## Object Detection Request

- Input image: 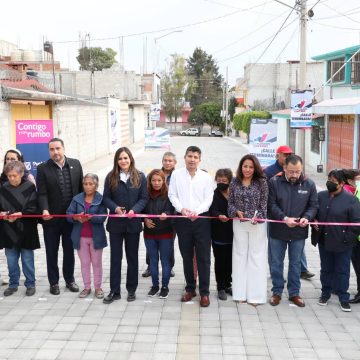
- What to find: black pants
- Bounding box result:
[352,242,360,293]
[109,232,140,294]
[146,238,175,268]
[175,217,211,296]
[212,243,232,291]
[43,220,75,286]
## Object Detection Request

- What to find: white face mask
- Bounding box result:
[356,180,360,188]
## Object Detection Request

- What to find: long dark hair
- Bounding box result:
[236,154,264,181]
[147,169,168,199]
[109,147,141,190]
[1,149,29,184]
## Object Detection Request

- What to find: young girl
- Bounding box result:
[144,169,174,299]
[67,173,107,299]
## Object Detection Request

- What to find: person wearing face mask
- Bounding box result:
[209,168,233,301]
[268,155,318,308]
[312,170,360,312]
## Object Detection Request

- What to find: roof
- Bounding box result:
[312,97,360,115]
[312,45,360,61]
[1,78,51,92]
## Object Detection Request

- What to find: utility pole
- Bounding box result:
[225,66,229,136]
[296,0,307,171]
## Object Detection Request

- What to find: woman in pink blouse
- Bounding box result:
[228,154,268,305]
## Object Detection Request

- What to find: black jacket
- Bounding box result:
[36,157,83,225]
[268,173,318,241]
[103,172,148,234]
[209,188,233,244]
[143,195,174,236]
[311,190,360,252]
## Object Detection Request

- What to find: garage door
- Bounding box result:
[327,115,354,172]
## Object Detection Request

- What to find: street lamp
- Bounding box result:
[153,30,183,73]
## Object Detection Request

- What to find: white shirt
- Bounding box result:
[120,171,130,183]
[168,167,214,214]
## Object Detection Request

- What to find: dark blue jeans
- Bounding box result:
[319,243,352,302]
[109,232,140,294]
[270,237,305,297]
[5,248,35,288]
[145,238,174,288]
[43,220,75,286]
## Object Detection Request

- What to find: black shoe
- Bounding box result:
[170,269,175,277]
[317,296,329,306]
[50,284,60,295]
[349,293,360,304]
[26,287,36,296]
[148,286,160,297]
[142,268,151,278]
[159,286,169,299]
[4,287,18,297]
[225,287,232,296]
[340,301,351,312]
[218,290,227,301]
[103,292,121,304]
[127,292,136,302]
[300,271,315,280]
[66,282,79,292]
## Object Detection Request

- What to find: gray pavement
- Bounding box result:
[0,135,359,360]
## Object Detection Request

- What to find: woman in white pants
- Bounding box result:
[228,154,268,305]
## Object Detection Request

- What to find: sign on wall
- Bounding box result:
[290,90,313,128]
[15,119,54,176]
[249,118,278,167]
[150,104,161,121]
[109,108,120,150]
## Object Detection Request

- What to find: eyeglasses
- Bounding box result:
[287,170,302,175]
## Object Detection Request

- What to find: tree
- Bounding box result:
[161,54,194,123]
[228,97,238,121]
[77,47,117,71]
[186,48,223,107]
[189,102,222,131]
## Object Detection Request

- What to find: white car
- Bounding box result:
[179,128,200,136]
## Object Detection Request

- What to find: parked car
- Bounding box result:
[179,128,200,136]
[208,130,223,137]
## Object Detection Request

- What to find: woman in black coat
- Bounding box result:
[209,168,233,301]
[0,161,40,297]
[143,169,174,299]
[312,169,360,312]
[102,147,148,304]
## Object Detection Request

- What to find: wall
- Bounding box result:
[0,101,11,157]
[323,85,360,99]
[244,62,324,109]
[132,105,146,142]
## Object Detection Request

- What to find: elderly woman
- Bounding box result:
[0,161,40,296]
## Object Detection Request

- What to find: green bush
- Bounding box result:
[233,111,271,143]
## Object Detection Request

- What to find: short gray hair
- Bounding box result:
[83,173,99,187]
[162,151,176,160]
[4,161,25,176]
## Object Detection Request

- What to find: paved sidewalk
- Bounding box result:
[0,137,359,360]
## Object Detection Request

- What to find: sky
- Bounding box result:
[1,0,360,84]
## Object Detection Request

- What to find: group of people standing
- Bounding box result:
[1,139,360,312]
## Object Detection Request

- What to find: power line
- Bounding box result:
[219,9,297,63]
[311,20,360,31]
[318,3,360,23]
[53,1,272,45]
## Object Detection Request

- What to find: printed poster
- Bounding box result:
[15,119,53,176]
[150,104,161,121]
[145,127,170,150]
[249,118,278,167]
[290,90,313,128]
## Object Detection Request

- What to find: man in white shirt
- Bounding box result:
[169,146,214,307]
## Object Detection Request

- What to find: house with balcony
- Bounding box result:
[312,45,360,171]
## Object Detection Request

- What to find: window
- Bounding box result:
[327,57,345,83]
[352,53,360,84]
[311,126,320,154]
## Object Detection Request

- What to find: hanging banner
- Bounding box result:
[150,103,161,121]
[290,90,313,128]
[15,119,54,176]
[145,127,170,150]
[109,108,120,150]
[249,118,278,167]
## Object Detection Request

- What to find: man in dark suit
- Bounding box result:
[37,138,83,295]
